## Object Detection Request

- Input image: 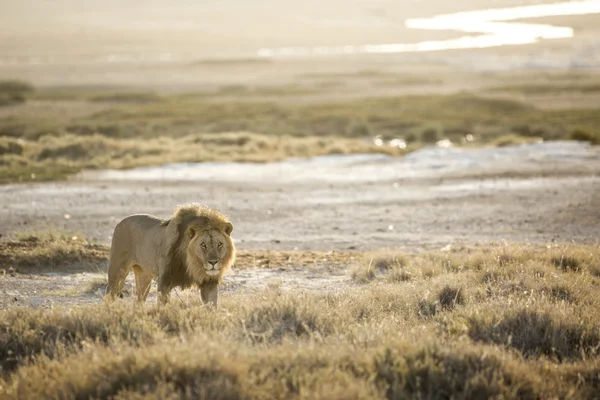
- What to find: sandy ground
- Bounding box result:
[2,142,599,250]
[1,141,599,308]
[0,249,357,309]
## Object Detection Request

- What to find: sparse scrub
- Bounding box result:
[467,307,600,362]
[0,230,107,273]
[0,80,34,106]
[570,129,600,145]
[352,253,408,283]
[351,265,376,283]
[373,254,406,271]
[491,133,542,147]
[0,138,23,156]
[9,336,592,400]
[551,255,582,272]
[385,268,412,283]
[418,299,439,318]
[421,127,439,143]
[0,304,162,374]
[89,92,162,103]
[2,83,600,183]
[85,278,108,294]
[438,285,465,310]
[404,132,418,143]
[242,297,331,344]
[489,82,600,95]
[346,119,371,137]
[0,132,410,184]
[545,285,576,303]
[0,81,34,95]
[1,237,600,398]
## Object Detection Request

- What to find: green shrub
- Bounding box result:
[569,129,599,144]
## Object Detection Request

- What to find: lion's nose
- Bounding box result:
[208,260,218,267]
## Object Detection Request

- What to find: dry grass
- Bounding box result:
[570,129,600,145]
[0,132,409,184]
[490,134,543,147]
[0,80,33,107]
[2,81,600,183]
[488,82,600,95]
[0,231,107,274]
[0,242,599,398]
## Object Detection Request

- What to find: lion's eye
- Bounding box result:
[200,243,207,249]
[218,242,223,248]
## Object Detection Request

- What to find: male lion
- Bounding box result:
[105,204,235,306]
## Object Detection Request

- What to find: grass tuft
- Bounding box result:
[467,308,600,362]
[1,240,599,398]
[0,80,34,106]
[438,286,465,310]
[551,255,581,272]
[243,298,330,344]
[569,129,600,145]
[0,230,107,273]
[490,134,542,147]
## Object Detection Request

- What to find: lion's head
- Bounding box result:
[186,221,234,279]
[167,205,236,285]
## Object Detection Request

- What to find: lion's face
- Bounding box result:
[187,224,234,278]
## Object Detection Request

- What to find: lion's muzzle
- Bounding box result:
[205,259,220,276]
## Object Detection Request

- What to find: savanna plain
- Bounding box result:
[1,26,600,399]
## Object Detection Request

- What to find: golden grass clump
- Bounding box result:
[0,242,599,398]
[0,231,108,274]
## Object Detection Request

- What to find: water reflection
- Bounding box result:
[257,0,600,57]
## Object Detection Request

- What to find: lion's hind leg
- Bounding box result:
[105,257,132,301]
[132,265,153,303]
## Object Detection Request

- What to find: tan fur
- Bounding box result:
[105,204,235,306]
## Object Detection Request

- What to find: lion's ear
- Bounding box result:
[188,227,197,238]
[224,222,233,236]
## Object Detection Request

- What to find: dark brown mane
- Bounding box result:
[161,204,234,290]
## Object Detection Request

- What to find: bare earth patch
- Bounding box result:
[0,236,359,308]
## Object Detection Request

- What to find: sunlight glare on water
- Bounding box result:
[257,0,600,57]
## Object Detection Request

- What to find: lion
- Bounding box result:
[105,204,235,306]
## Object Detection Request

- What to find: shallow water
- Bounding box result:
[80,141,596,184]
[257,0,600,57]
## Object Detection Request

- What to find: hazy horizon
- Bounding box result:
[1,0,599,61]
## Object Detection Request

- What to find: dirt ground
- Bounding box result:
[2,141,599,250]
[0,247,357,309]
[1,141,599,309]
[1,0,600,310]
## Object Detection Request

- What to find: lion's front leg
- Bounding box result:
[200,280,219,308]
[157,279,171,304]
[157,290,171,304]
[157,260,172,305]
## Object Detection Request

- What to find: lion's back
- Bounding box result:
[110,214,166,269]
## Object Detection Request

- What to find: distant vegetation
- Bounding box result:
[0,132,410,184]
[488,82,600,94]
[570,128,600,145]
[0,81,599,183]
[0,80,34,107]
